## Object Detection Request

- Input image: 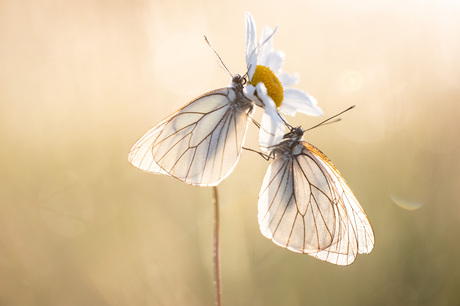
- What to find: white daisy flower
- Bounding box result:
[244,12,324,153]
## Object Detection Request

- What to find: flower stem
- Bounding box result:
[212,186,222,306]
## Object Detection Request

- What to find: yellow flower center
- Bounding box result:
[250,65,284,108]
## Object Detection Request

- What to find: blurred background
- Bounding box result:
[1,0,460,305]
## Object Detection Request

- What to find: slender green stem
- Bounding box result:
[212,186,222,306]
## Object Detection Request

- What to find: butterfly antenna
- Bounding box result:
[321,118,342,125]
[248,116,261,129]
[204,36,233,78]
[279,112,294,130]
[260,26,278,46]
[304,105,355,132]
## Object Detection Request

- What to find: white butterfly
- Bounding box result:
[258,127,375,265]
[129,75,254,186]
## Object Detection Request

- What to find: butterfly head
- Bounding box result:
[232,74,248,90]
[272,126,304,157]
[283,126,304,141]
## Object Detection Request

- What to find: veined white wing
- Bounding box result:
[129,75,254,186]
[258,128,374,265]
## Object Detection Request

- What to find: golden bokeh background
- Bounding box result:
[2,0,460,305]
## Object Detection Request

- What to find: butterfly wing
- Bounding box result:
[258,141,374,265]
[127,118,172,176]
[129,87,253,186]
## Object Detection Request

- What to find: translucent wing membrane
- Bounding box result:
[129,83,253,186]
[258,138,374,265]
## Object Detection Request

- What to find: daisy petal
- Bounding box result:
[280,89,324,116]
[256,83,285,152]
[259,104,285,152]
[244,84,256,97]
[255,82,269,101]
[245,12,257,66]
[258,26,275,64]
[265,50,285,74]
[278,72,299,87]
[244,84,263,108]
[248,58,257,80]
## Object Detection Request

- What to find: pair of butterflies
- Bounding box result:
[128,74,374,265]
